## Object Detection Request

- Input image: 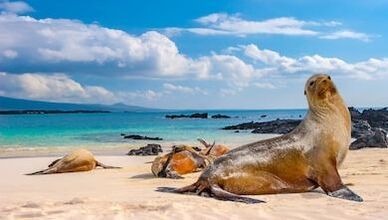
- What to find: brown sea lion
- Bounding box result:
[157,74,363,203]
[197,138,230,158]
[151,145,208,178]
[26,149,121,175]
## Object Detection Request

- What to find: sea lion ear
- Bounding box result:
[304,90,306,95]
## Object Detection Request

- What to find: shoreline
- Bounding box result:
[0,133,279,158]
[0,148,387,219]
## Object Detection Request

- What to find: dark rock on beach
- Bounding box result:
[350,128,388,150]
[359,108,388,129]
[348,107,362,120]
[127,144,163,156]
[211,114,231,119]
[123,134,163,141]
[351,119,373,138]
[166,113,208,119]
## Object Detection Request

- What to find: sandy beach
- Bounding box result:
[0,148,387,219]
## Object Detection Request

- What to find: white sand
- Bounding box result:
[0,148,387,219]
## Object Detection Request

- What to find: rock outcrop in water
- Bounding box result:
[127,144,163,156]
[211,114,231,119]
[166,113,208,119]
[122,134,163,141]
[222,119,302,134]
[223,107,388,150]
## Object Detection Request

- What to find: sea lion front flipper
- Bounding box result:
[95,161,122,169]
[311,159,363,202]
[157,146,183,179]
[328,185,363,202]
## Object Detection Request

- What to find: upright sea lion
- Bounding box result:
[26,149,121,175]
[157,74,363,203]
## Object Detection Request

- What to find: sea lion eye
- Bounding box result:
[328,76,331,80]
[309,81,315,86]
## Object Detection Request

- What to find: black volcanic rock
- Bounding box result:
[348,107,362,120]
[123,134,163,141]
[350,128,388,150]
[359,108,388,129]
[222,121,259,130]
[166,113,208,119]
[211,114,231,119]
[127,144,163,156]
[223,119,302,134]
[351,119,373,138]
[252,119,302,134]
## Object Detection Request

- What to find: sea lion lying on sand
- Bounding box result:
[197,138,230,159]
[151,145,209,178]
[26,149,121,175]
[157,74,363,204]
[152,140,230,178]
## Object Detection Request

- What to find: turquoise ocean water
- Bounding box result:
[0,110,306,153]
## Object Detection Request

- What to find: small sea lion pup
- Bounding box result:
[151,145,208,179]
[158,74,363,203]
[197,138,230,158]
[152,140,230,178]
[26,149,121,175]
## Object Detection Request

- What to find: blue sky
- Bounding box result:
[0,0,387,109]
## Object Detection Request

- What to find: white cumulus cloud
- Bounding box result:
[0,0,33,14]
[243,44,388,80]
[0,72,117,104]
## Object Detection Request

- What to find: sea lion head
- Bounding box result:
[304,73,339,108]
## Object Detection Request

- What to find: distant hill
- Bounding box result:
[0,96,160,112]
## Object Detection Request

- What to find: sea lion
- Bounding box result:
[157,74,363,203]
[151,145,208,179]
[26,149,121,175]
[197,138,230,158]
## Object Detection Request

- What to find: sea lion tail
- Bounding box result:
[95,161,122,169]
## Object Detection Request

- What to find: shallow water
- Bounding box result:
[0,109,306,153]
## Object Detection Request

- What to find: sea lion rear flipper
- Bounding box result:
[48,158,61,167]
[197,138,209,148]
[208,184,265,204]
[95,161,122,169]
[157,182,264,204]
[25,167,58,175]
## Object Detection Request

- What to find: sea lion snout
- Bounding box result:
[305,74,337,102]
